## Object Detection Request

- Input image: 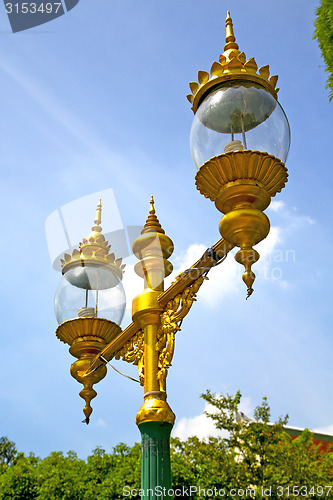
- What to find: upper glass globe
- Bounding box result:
[55,265,126,325]
[190,81,290,169]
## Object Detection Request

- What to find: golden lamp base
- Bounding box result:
[195,150,288,297]
[136,398,175,426]
[56,317,121,423]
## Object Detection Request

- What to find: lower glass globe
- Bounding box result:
[54,265,126,325]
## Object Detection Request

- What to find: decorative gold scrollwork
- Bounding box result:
[115,330,144,385]
[157,275,206,392]
[115,276,206,390]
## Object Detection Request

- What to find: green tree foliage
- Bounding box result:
[171,436,232,492]
[36,451,86,500]
[0,437,22,470]
[0,394,332,498]
[314,0,333,100]
[83,443,141,499]
[201,390,333,498]
[0,455,38,500]
[0,439,141,500]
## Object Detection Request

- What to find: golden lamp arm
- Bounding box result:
[84,237,234,376]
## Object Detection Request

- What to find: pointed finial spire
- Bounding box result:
[149,195,155,215]
[141,195,165,234]
[92,198,102,233]
[224,11,239,53]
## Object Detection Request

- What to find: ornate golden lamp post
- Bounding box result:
[54,11,290,498]
[188,12,290,297]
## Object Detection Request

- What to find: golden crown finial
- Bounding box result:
[60,198,125,278]
[142,195,165,234]
[187,11,279,112]
[224,11,239,53]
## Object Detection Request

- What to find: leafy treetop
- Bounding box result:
[314,0,333,101]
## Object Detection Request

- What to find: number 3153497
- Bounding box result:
[5,3,62,14]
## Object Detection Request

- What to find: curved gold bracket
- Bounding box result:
[157,275,206,392]
[115,330,145,386]
[115,276,206,392]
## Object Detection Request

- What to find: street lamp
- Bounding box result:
[188,11,290,297]
[55,199,126,423]
[54,11,289,498]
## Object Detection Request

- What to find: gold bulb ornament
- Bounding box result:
[188,12,289,297]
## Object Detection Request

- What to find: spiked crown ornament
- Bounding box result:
[61,198,125,279]
[187,11,279,112]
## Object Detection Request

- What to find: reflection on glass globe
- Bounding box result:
[54,265,126,325]
[190,81,291,169]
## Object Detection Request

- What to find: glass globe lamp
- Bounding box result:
[55,264,126,325]
[190,81,291,169]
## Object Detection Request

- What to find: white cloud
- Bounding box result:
[171,243,207,273]
[122,242,241,312]
[95,418,107,428]
[165,226,286,307]
[254,227,290,288]
[167,244,241,308]
[173,402,228,441]
[268,200,285,212]
[256,226,282,260]
[122,226,288,312]
[173,397,253,441]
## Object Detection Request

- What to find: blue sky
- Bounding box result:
[1,0,332,459]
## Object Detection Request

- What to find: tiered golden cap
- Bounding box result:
[187,11,279,113]
[141,196,165,235]
[132,196,174,283]
[61,199,125,279]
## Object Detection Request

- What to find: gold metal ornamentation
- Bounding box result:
[195,151,288,203]
[187,12,279,113]
[56,317,121,346]
[85,237,235,372]
[136,398,175,426]
[61,199,125,278]
[115,330,145,386]
[132,196,174,290]
[196,150,288,297]
[56,317,122,423]
[157,276,206,392]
